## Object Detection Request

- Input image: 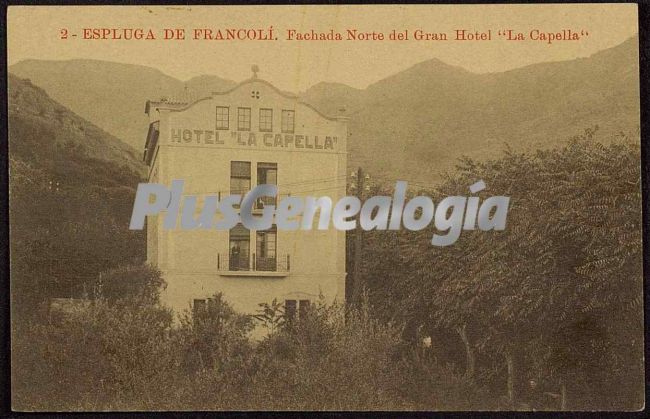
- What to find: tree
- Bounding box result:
[361,129,643,409]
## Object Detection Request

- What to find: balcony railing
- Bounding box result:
[217,252,290,273]
[255,195,277,210]
[227,190,292,210]
[228,190,279,209]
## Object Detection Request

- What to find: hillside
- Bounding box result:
[299,82,366,117]
[8,74,145,175]
[184,74,238,98]
[8,59,236,151]
[9,35,640,183]
[9,74,146,302]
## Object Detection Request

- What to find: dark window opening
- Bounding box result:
[256,225,277,271]
[299,300,311,318]
[285,299,310,322]
[256,162,277,208]
[193,299,206,316]
[229,224,250,271]
[285,299,297,322]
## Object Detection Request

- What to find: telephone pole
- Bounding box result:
[351,167,365,305]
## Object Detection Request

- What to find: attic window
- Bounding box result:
[281,110,295,133]
[259,108,273,132]
[216,106,229,130]
[238,107,251,131]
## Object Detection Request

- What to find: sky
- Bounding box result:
[8,4,639,92]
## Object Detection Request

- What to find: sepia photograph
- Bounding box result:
[6,4,645,412]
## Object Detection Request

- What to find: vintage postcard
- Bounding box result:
[7,4,643,411]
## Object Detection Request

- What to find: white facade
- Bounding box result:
[143,74,348,319]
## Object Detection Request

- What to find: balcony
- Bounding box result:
[256,195,277,210]
[217,252,290,277]
[227,191,277,209]
[227,191,289,211]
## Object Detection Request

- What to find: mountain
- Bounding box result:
[299,82,366,117]
[8,59,236,151]
[184,74,238,97]
[8,74,144,174]
[310,35,640,183]
[9,36,640,183]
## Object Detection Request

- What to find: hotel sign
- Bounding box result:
[170,129,338,150]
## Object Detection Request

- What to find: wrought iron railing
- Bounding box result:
[227,190,280,210]
[255,195,277,210]
[226,251,250,271]
[217,253,290,273]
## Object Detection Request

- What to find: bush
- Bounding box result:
[395,354,498,410]
[12,301,180,411]
[175,292,254,375]
[12,290,496,411]
[92,263,165,306]
[229,299,416,410]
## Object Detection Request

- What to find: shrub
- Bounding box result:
[175,292,254,375]
[234,299,415,410]
[12,301,180,411]
[92,263,165,306]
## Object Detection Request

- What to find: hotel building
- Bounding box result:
[142,68,348,320]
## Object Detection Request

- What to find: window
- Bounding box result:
[299,300,311,318]
[206,298,217,310]
[285,299,310,322]
[281,110,295,133]
[193,299,206,316]
[259,108,273,132]
[256,162,277,208]
[238,107,251,131]
[256,225,277,271]
[229,224,250,271]
[230,161,251,197]
[285,300,297,322]
[216,106,229,130]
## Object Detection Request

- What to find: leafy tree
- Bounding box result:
[359,129,643,409]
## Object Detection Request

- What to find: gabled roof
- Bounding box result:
[145,78,348,122]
